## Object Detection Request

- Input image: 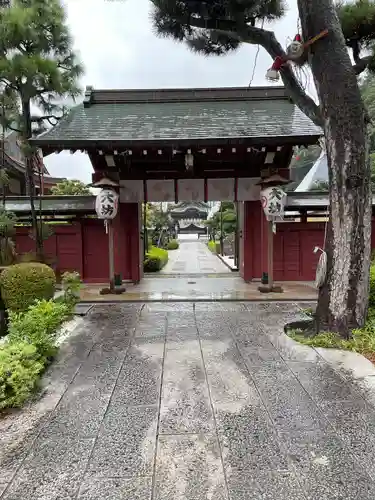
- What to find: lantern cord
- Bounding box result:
[249,43,261,86]
[249,19,264,86]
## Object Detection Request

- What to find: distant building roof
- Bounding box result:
[32,86,322,149]
[295,151,328,192]
[1,130,50,175]
[170,201,209,214]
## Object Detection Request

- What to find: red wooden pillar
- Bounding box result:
[240,201,253,281]
[112,202,141,283]
[240,200,270,282]
[260,205,270,280]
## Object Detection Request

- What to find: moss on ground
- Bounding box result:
[289,308,375,364]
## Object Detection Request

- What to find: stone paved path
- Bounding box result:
[1,302,375,499]
[161,239,230,274]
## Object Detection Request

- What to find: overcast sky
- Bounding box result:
[45,0,313,182]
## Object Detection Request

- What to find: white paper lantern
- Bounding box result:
[260,186,287,220]
[95,188,119,220]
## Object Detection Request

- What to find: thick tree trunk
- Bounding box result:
[297,0,371,337]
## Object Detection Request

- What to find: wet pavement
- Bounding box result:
[80,278,317,302]
[1,302,375,500]
[161,239,230,274]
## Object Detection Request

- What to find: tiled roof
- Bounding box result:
[33,86,322,147]
[2,131,50,175]
[295,152,328,192]
[171,201,209,213]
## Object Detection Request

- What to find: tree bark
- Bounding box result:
[22,100,43,257]
[297,0,371,337]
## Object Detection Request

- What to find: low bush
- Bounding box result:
[0,296,75,410]
[61,271,82,305]
[167,239,179,250]
[144,246,168,272]
[0,341,44,409]
[208,240,219,253]
[0,262,56,312]
[8,299,70,363]
[144,256,162,272]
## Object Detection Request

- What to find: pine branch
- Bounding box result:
[171,14,323,127]
[0,79,18,92]
[4,124,22,133]
[353,55,373,75]
[31,114,61,122]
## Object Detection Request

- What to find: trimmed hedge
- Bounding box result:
[144,246,169,272]
[0,262,56,312]
[167,239,179,250]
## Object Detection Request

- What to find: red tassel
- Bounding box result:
[265,56,285,81]
[272,56,284,70]
[294,33,302,42]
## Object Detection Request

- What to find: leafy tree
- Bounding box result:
[142,202,157,228]
[141,202,156,253]
[207,202,237,239]
[0,0,82,256]
[220,201,235,212]
[290,145,322,170]
[50,179,91,196]
[150,0,374,337]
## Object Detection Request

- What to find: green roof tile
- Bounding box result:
[33,87,322,147]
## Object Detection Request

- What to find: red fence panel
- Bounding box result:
[15,223,83,278]
[274,223,325,281]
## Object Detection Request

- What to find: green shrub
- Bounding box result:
[144,256,162,272]
[144,246,168,272]
[167,239,179,250]
[8,299,70,363]
[61,271,81,305]
[0,262,56,312]
[0,341,44,409]
[0,298,73,410]
[208,240,219,253]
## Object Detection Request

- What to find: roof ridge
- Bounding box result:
[83,85,289,107]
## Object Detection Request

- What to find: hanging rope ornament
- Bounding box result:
[314,210,328,288]
[287,34,304,60]
[265,56,284,81]
[265,29,328,82]
[315,249,327,288]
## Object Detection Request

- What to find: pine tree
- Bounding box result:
[0,0,82,256]
[150,0,375,338]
